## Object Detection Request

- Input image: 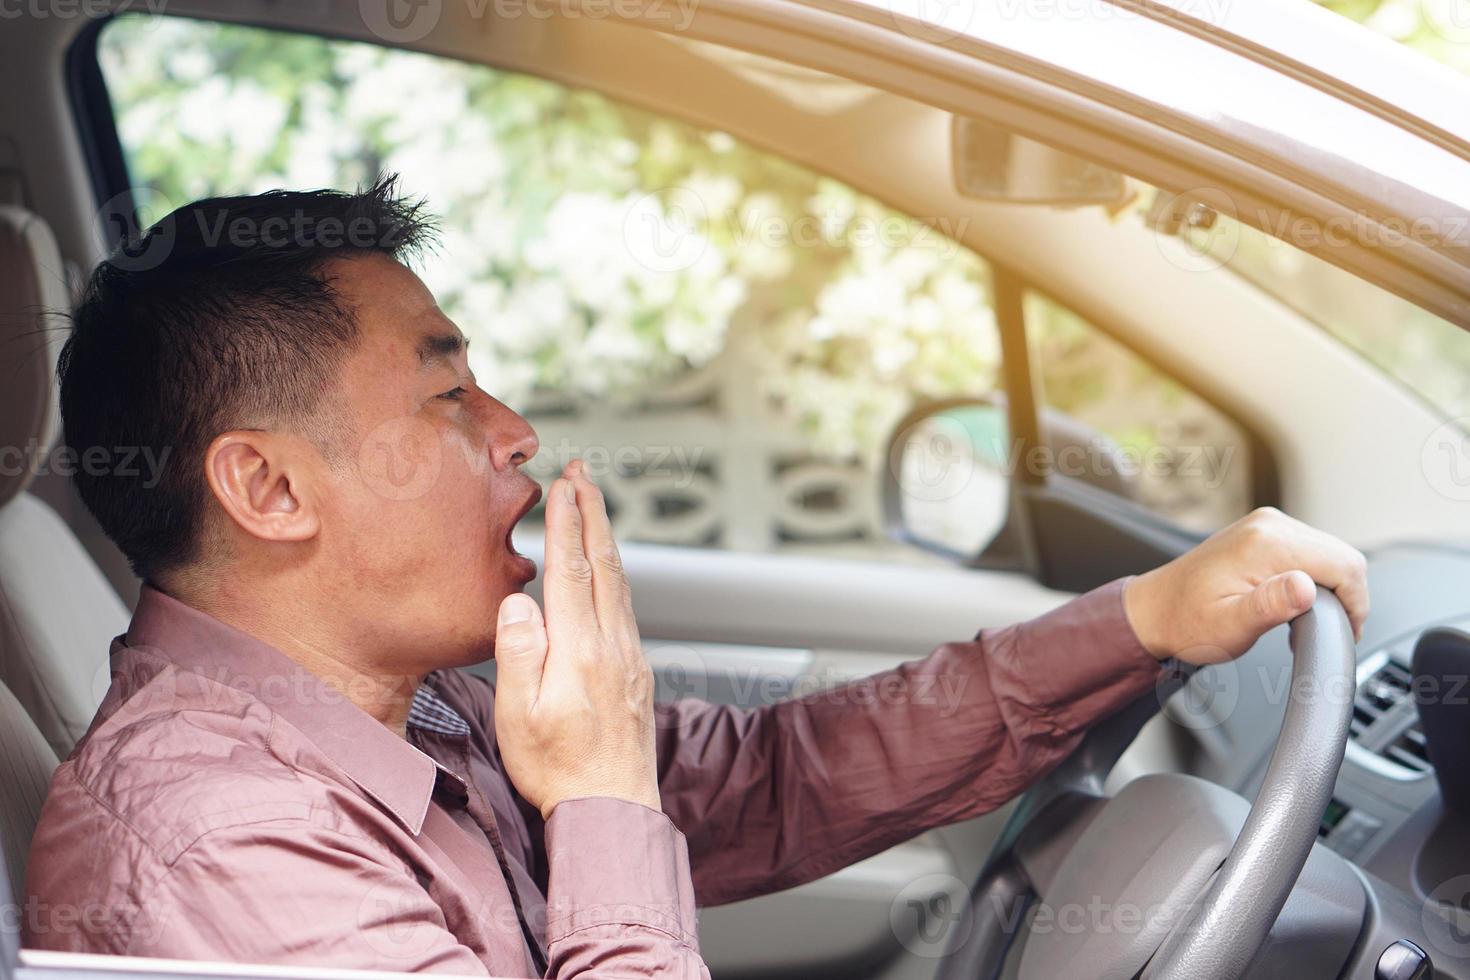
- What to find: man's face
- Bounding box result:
[313,253,541,669]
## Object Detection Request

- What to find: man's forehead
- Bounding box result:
[330,254,464,365]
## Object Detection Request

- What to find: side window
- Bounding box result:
[98,17,1004,563]
[1026,292,1255,532]
[97,17,1255,562]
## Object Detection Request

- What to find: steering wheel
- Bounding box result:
[935,587,1356,980]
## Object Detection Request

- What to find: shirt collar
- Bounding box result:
[120,584,471,836]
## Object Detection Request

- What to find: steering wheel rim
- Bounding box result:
[936,587,1356,980]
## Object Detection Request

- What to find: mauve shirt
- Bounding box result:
[23,579,1161,977]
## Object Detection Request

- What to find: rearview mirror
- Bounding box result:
[952,116,1129,207]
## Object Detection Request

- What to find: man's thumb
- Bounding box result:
[1246,570,1316,632]
[495,593,548,692]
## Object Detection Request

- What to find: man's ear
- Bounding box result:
[203,431,322,544]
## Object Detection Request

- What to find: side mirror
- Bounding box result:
[883,397,1149,566]
[885,400,1013,559]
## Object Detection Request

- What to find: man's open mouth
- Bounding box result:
[504,484,543,580]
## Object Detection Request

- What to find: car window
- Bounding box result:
[97,15,1253,562]
[1160,199,1470,430]
[1027,292,1255,533]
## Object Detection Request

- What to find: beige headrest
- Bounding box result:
[0,206,69,507]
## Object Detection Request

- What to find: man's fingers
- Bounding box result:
[493,592,548,711]
[1242,570,1316,636]
[569,466,635,630]
[543,470,594,638]
[1282,528,1370,640]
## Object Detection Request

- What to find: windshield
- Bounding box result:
[1163,196,1470,427]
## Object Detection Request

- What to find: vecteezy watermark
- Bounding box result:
[0,439,171,488]
[621,186,971,274]
[357,0,700,44]
[98,188,423,273]
[2,897,163,948]
[1422,417,1470,503]
[0,0,166,20]
[890,417,1239,506]
[528,437,706,488]
[90,645,450,722]
[355,416,710,502]
[1153,657,1387,733]
[647,649,972,724]
[889,880,1210,960]
[1152,188,1470,274]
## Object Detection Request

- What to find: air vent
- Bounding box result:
[1386,726,1432,773]
[1350,654,1432,775]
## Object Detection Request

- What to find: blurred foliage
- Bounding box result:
[1314,0,1470,74]
[102,17,1004,461]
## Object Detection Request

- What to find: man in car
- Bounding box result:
[23,177,1369,978]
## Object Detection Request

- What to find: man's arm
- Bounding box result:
[650,507,1370,907]
[652,578,1158,906]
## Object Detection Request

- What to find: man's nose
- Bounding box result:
[484,397,539,472]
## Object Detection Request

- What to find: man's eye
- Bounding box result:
[438,386,467,402]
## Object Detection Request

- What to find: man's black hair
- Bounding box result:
[57,174,437,580]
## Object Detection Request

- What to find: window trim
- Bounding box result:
[64,17,133,241]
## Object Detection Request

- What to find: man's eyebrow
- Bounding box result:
[416,332,468,367]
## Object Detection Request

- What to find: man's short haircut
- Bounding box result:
[57,174,436,580]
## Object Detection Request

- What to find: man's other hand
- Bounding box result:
[1124,507,1369,666]
[492,460,661,820]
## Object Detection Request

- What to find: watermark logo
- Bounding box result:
[891,873,972,957]
[1161,659,1240,732]
[886,0,973,42]
[359,0,443,42]
[889,413,986,505]
[358,415,446,502]
[100,187,177,273]
[1422,0,1470,42]
[1151,188,1240,274]
[622,187,710,274]
[646,642,711,722]
[1422,417,1470,502]
[1421,875,1470,958]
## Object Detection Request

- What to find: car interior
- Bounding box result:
[3,1,1470,979]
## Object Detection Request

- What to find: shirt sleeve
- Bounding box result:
[652,577,1164,906]
[542,797,709,980]
[125,823,488,974]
